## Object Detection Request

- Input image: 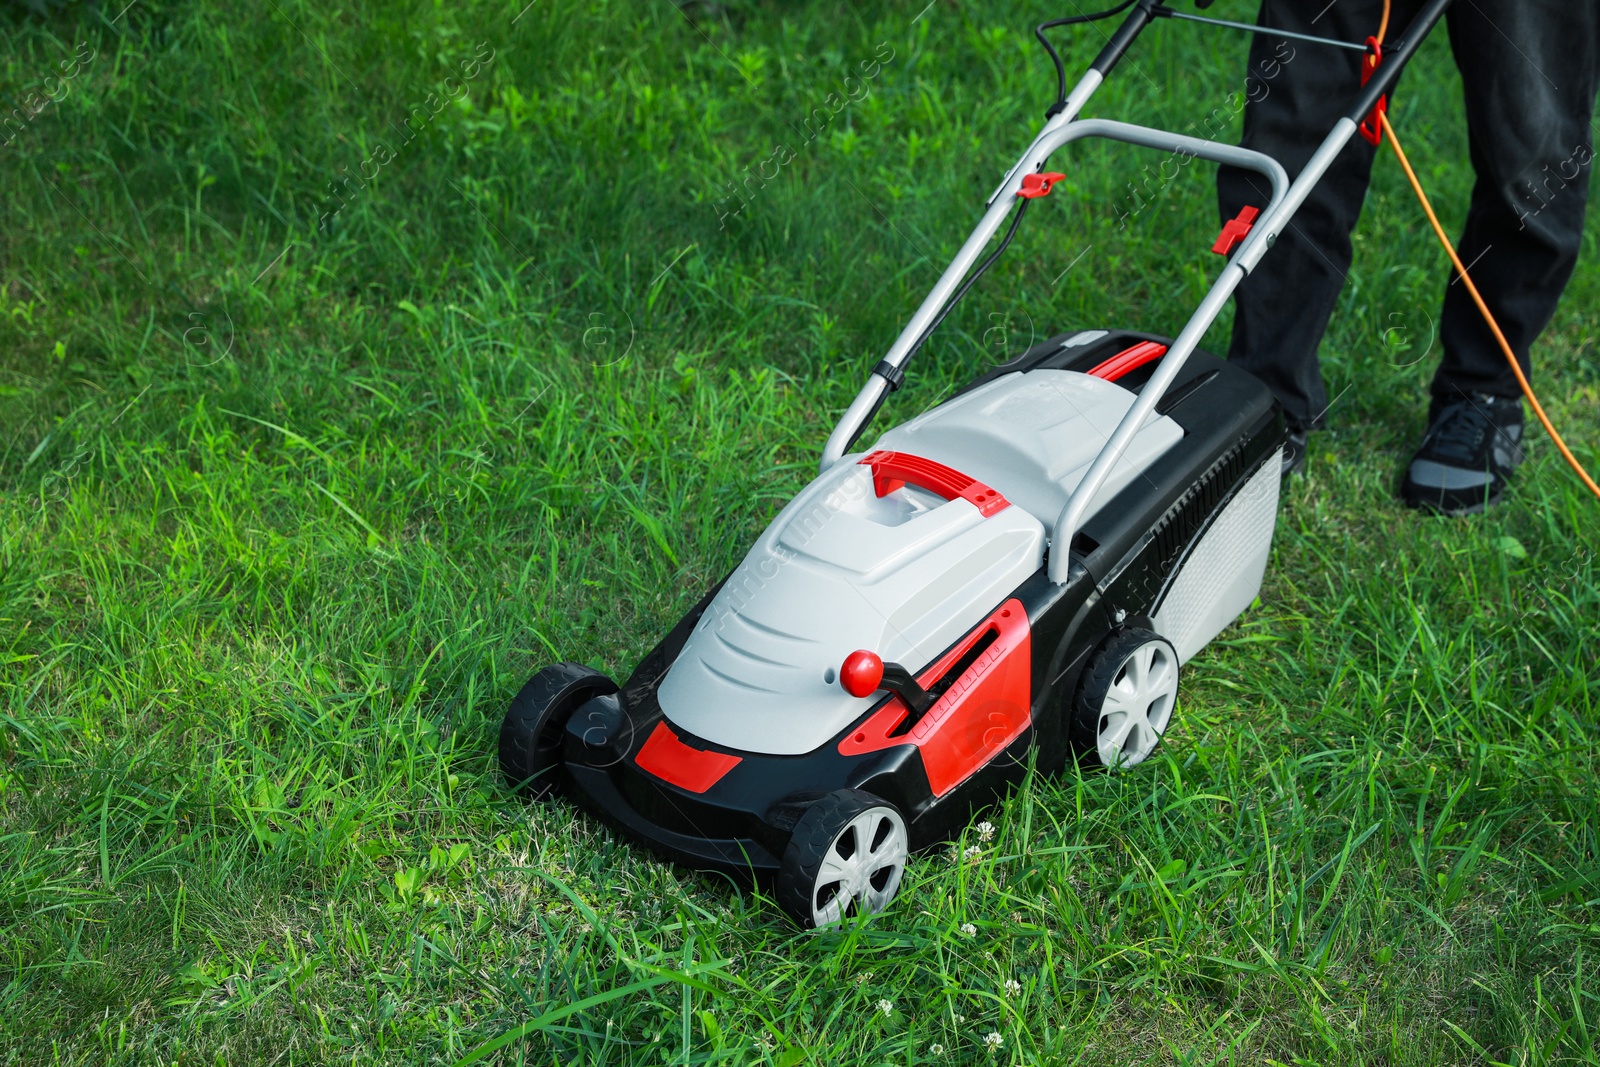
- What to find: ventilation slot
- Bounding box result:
[1150,442,1250,574]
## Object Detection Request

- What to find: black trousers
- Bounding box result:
[1218,0,1600,432]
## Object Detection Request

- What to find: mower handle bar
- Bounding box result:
[1044,0,1450,579]
[817,115,1290,478]
[985,118,1289,213]
[820,0,1453,583]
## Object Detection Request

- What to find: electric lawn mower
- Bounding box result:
[499,0,1453,928]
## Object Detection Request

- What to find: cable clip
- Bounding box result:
[873,359,906,391]
[1017,172,1066,199]
[1359,36,1386,146]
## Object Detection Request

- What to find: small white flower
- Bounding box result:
[960,922,977,938]
[1004,978,1022,997]
[984,1031,1003,1047]
[877,998,894,1016]
[963,845,982,862]
[976,821,995,841]
[954,1013,966,1023]
[930,1043,945,1055]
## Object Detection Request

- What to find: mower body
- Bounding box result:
[558,328,1285,877]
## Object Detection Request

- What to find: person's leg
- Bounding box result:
[1402,1,1600,514]
[1433,0,1600,399]
[1219,0,1399,447]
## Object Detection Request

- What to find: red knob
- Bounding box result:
[840,650,884,698]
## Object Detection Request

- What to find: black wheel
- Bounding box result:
[776,789,909,929]
[1072,628,1179,770]
[499,663,618,798]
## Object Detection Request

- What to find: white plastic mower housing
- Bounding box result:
[656,367,1257,757]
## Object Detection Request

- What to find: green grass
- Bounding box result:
[2,0,1598,1063]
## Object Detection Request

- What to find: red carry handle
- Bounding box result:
[1086,340,1168,382]
[858,450,1011,517]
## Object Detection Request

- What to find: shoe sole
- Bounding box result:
[1401,483,1500,517]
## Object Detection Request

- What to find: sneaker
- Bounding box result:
[1281,429,1308,478]
[1400,393,1524,515]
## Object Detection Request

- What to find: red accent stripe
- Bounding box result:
[634,722,741,794]
[1086,341,1168,382]
[837,599,1032,797]
[858,450,1010,517]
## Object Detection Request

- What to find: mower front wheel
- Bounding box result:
[499,663,618,799]
[777,789,910,929]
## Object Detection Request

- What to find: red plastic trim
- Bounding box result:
[1016,172,1066,199]
[1359,96,1387,145]
[1211,205,1259,257]
[837,599,1032,797]
[1359,38,1386,145]
[1360,38,1383,86]
[1086,340,1169,382]
[634,721,742,794]
[858,450,1010,517]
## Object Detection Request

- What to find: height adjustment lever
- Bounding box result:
[840,650,935,714]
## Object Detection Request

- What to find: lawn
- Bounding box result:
[2,0,1597,1063]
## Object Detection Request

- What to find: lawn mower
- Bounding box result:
[499,0,1452,927]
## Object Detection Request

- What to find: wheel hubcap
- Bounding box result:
[1096,640,1177,768]
[811,807,908,927]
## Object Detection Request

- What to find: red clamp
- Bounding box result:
[1359,36,1386,146]
[1212,205,1259,256]
[1017,172,1066,199]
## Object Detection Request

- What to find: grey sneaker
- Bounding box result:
[1400,393,1524,515]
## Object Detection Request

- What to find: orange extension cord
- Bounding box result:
[1373,1,1600,501]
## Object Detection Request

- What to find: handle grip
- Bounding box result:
[858,450,1011,517]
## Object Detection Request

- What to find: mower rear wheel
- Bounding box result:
[1073,628,1178,770]
[777,789,909,929]
[499,663,618,799]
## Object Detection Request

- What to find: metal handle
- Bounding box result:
[820,119,1290,472]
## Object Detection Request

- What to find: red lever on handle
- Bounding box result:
[857,450,1011,517]
[1212,205,1259,256]
[1017,172,1066,199]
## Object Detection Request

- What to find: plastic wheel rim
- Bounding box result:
[1095,639,1177,768]
[810,806,909,927]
